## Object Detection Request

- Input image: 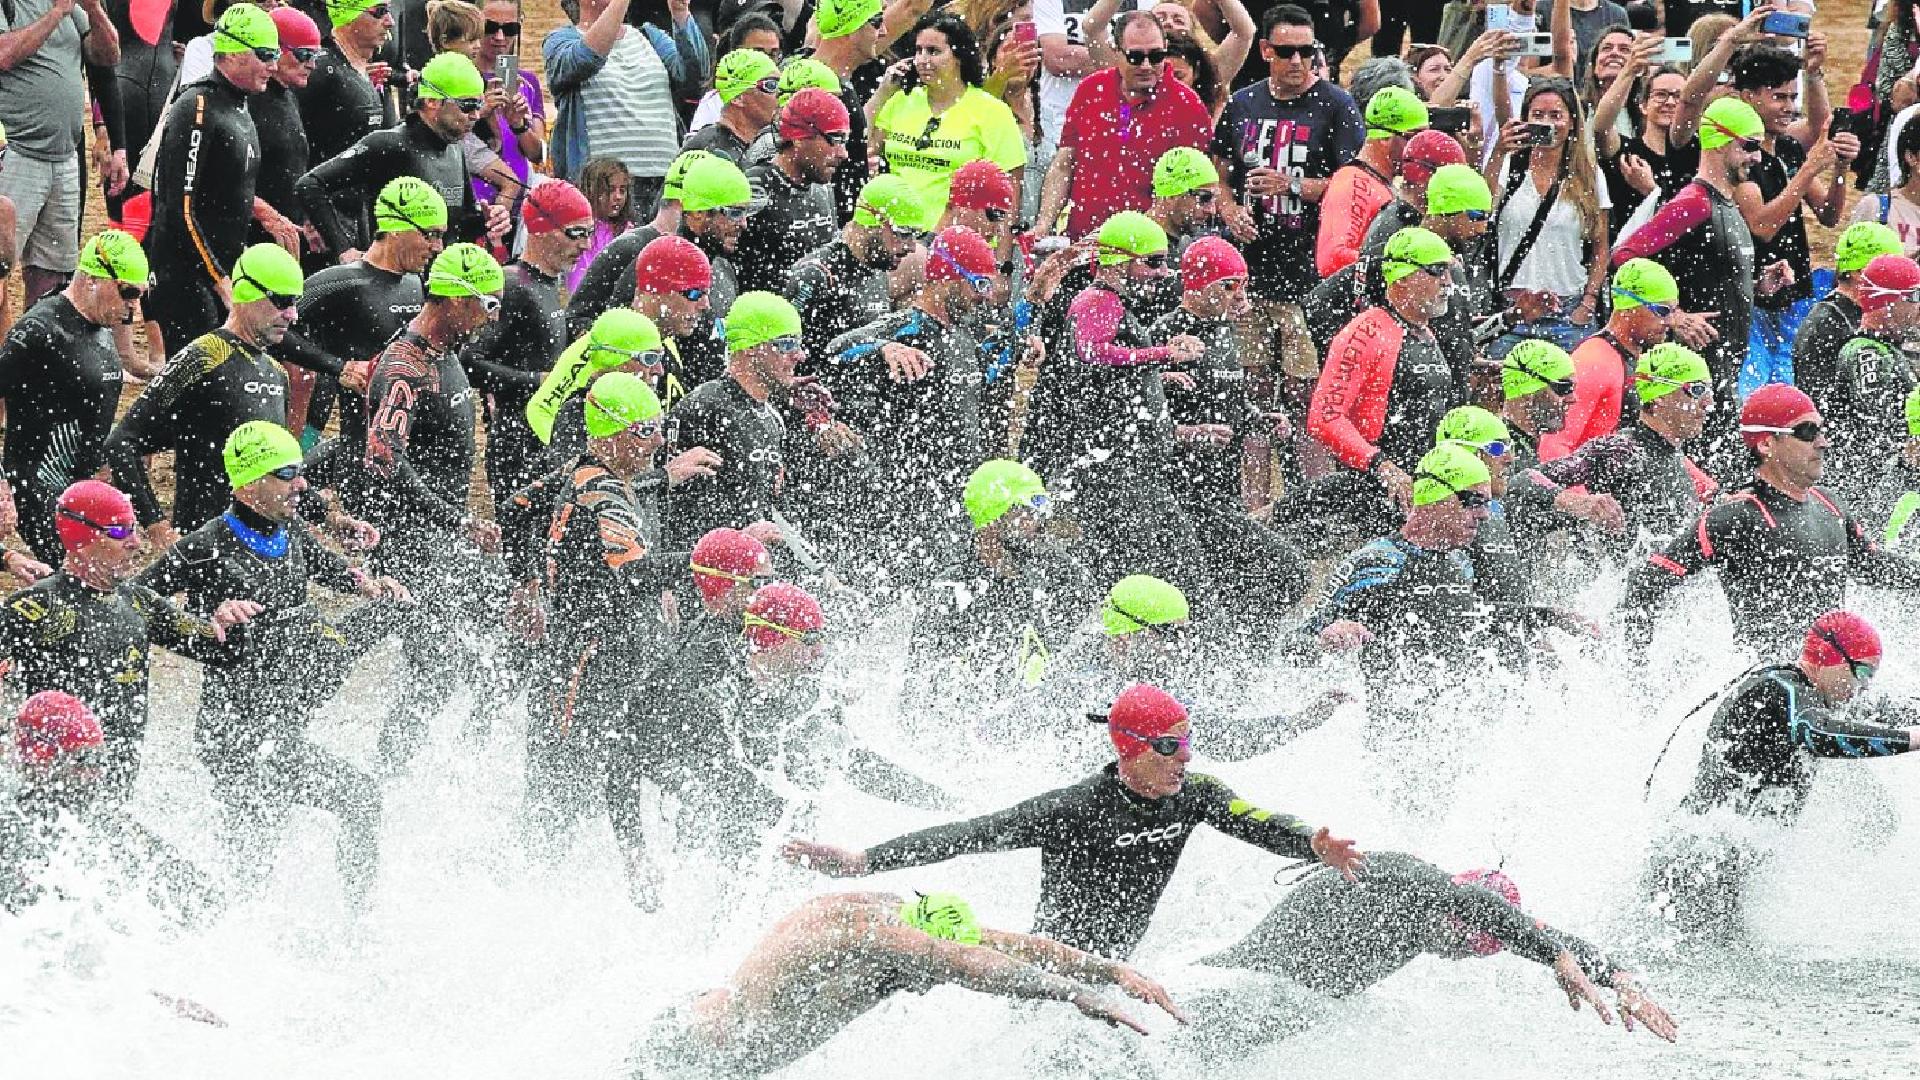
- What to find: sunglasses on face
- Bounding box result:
[288,46,320,63]
[692,561,773,586]
[717,206,752,221]
[616,420,664,439]
[1116,725,1189,756]
[1191,189,1217,205]
[1265,42,1317,60]
[1390,259,1449,279]
[1815,627,1878,683]
[1416,471,1491,509]
[811,129,851,146]
[1123,48,1169,66]
[419,74,483,112]
[484,19,520,36]
[742,610,824,644]
[1461,208,1490,222]
[59,508,136,540]
[1640,372,1712,400]
[118,282,147,302]
[561,225,594,240]
[1706,118,1762,152]
[982,207,1011,224]
[679,287,708,302]
[1742,420,1824,443]
[215,26,281,62]
[234,270,298,309]
[376,196,445,239]
[269,464,304,482]
[362,3,391,18]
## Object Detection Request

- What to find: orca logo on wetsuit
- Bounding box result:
[1114,822,1186,847]
[243,381,286,397]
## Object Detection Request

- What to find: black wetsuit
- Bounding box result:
[105,330,290,533]
[1791,291,1863,411]
[681,117,753,165]
[0,790,219,922]
[0,573,239,802]
[861,765,1321,959]
[279,259,423,443]
[248,80,311,239]
[1203,851,1618,997]
[906,543,1098,696]
[295,114,483,258]
[1826,332,1917,509]
[1617,478,1920,657]
[294,42,397,262]
[105,0,176,215]
[527,459,684,848]
[146,72,261,349]
[662,376,786,551]
[784,237,893,361]
[135,501,404,905]
[564,223,739,373]
[0,296,123,561]
[737,159,837,295]
[1534,422,1700,555]
[463,260,566,512]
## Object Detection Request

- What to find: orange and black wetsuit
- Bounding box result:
[146,70,259,349]
[1307,306,1458,476]
[1314,157,1392,278]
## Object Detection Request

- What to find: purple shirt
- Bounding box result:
[474,70,548,205]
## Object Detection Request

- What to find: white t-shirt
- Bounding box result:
[1850,191,1920,258]
[1498,177,1600,297]
[688,89,723,133]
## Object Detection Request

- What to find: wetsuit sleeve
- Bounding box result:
[1066,288,1173,366]
[105,351,209,526]
[1187,774,1318,859]
[1843,498,1920,590]
[563,240,642,341]
[1445,880,1579,967]
[273,328,349,377]
[85,61,123,151]
[0,314,57,400]
[1297,542,1398,637]
[1617,497,1739,649]
[131,539,198,599]
[297,525,359,592]
[863,788,1068,872]
[1790,697,1917,758]
[499,466,566,581]
[1308,313,1397,470]
[579,470,686,595]
[1314,167,1374,278]
[461,299,545,396]
[295,137,393,258]
[364,348,468,529]
[127,582,243,665]
[1609,182,1711,266]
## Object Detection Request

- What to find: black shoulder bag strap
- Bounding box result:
[1496,150,1572,293]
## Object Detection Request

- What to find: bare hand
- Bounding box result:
[1804,138,1839,175]
[258,207,302,258]
[1611,972,1680,1042]
[1618,153,1656,197]
[743,519,784,546]
[1831,131,1862,164]
[103,149,130,197]
[145,521,181,550]
[1318,618,1374,652]
[994,36,1042,86]
[1167,334,1206,363]
[339,248,366,266]
[880,342,932,382]
[0,479,17,538]
[1375,459,1413,510]
[1244,166,1287,199]
[1552,952,1618,1029]
[1221,201,1259,242]
[210,599,264,642]
[1554,489,1627,533]
[665,446,722,486]
[815,421,865,458]
[1105,965,1190,1024]
[485,203,511,242]
[1175,423,1233,447]
[1497,118,1532,155]
[1309,826,1367,881]
[4,552,52,582]
[480,84,508,120]
[328,511,381,551]
[1803,28,1827,73]
[1161,371,1197,391]
[779,839,870,876]
[1756,259,1795,297]
[1666,309,1720,348]
[1070,991,1150,1035]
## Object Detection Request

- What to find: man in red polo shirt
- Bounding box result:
[1033,11,1212,239]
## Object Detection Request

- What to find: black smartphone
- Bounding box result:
[1524,122,1555,146]
[1829,107,1855,141]
[1626,1,1658,32]
[1429,106,1473,135]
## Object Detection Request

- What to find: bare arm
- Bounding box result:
[1036,145,1074,235]
[1545,0,1575,78]
[978,927,1116,981]
[77,0,115,65]
[1079,0,1119,70]
[1672,6,1771,145]
[1212,0,1256,83]
[0,0,74,71]
[880,0,936,49]
[1354,0,1380,44]
[1593,36,1660,159]
[582,0,630,57]
[879,927,1082,1003]
[1731,140,1839,241]
[1789,29,1831,149]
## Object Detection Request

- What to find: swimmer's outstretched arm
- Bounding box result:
[978,927,1190,1025]
[872,926,1170,1035]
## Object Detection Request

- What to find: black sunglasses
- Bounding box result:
[234,270,298,309]
[1265,42,1318,59]
[1505,355,1573,397]
[363,3,391,18]
[1416,470,1490,509]
[982,207,1010,223]
[485,19,520,36]
[1123,48,1168,66]
[419,74,483,112]
[58,508,136,539]
[288,46,320,63]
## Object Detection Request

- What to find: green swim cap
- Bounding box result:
[584,371,664,437]
[1634,342,1711,402]
[1410,442,1492,508]
[427,242,505,298]
[662,150,718,205]
[679,154,757,213]
[418,52,485,101]
[778,57,843,100]
[1152,147,1219,198]
[1425,164,1491,216]
[224,420,303,489]
[1907,385,1920,438]
[726,292,803,352]
[526,309,663,443]
[1102,574,1189,636]
[374,175,450,233]
[213,3,278,54]
[815,0,884,39]
[853,173,934,231]
[231,243,305,303]
[1381,226,1452,285]
[323,0,384,29]
[716,49,781,103]
[78,229,149,285]
[963,458,1048,529]
[1435,405,1510,454]
[1611,257,1679,310]
[1365,86,1429,139]
[1698,96,1763,150]
[1095,211,1168,266]
[1502,339,1575,399]
[1837,221,1904,274]
[899,892,981,944]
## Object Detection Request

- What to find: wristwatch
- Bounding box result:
[1287,174,1303,198]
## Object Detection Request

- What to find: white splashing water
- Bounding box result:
[5,577,1920,1079]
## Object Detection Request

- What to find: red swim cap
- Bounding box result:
[1739,383,1817,449]
[524,180,595,234]
[1859,254,1920,313]
[1804,610,1882,670]
[948,160,1016,212]
[1107,683,1188,758]
[691,527,769,603]
[778,88,851,142]
[1449,868,1523,956]
[116,189,153,243]
[1400,130,1467,186]
[926,226,996,285]
[54,480,135,554]
[1181,236,1248,293]
[634,235,713,294]
[743,582,825,650]
[15,690,103,765]
[270,5,321,48]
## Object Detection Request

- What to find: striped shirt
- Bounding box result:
[578,28,678,179]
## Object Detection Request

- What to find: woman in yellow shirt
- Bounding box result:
[867,11,1029,216]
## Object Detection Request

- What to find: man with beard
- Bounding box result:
[1146,148,1225,256]
[1793,223,1904,410]
[820,225,999,581]
[106,244,308,543]
[1492,340,1627,547]
[0,229,148,563]
[628,235,718,408]
[295,51,506,261]
[786,174,925,361]
[1542,258,1680,459]
[564,152,757,340]
[737,90,849,295]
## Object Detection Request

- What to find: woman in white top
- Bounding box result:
[1851,103,1920,257]
[1485,76,1610,360]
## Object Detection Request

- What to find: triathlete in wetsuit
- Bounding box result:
[734,89,848,294]
[134,422,409,908]
[357,243,505,769]
[0,482,251,803]
[0,231,148,561]
[784,173,920,360]
[105,0,177,217]
[144,4,272,349]
[106,243,308,540]
[1822,257,1920,508]
[293,3,398,263]
[1646,612,1920,937]
[295,52,492,259]
[1616,385,1920,658]
[784,684,1361,960]
[661,292,797,551]
[1199,852,1675,1043]
[1539,259,1680,460]
[1791,222,1899,410]
[248,8,323,245]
